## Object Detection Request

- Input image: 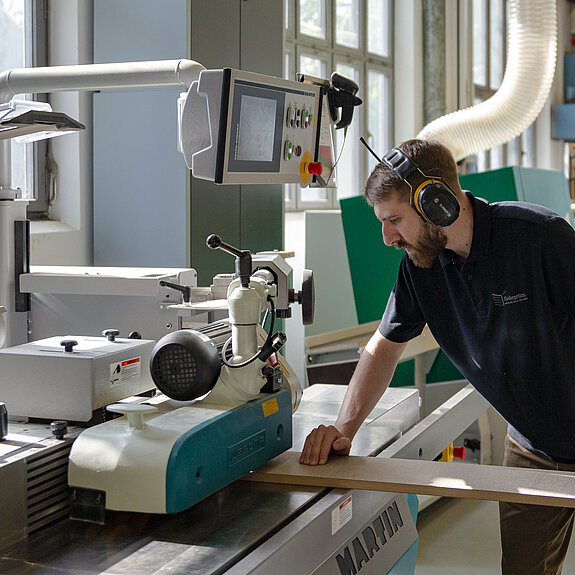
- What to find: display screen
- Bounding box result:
[226,80,285,173]
[237,95,277,162]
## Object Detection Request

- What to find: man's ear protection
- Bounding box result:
[382,147,460,227]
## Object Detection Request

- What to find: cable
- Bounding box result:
[221,295,276,369]
[316,125,348,188]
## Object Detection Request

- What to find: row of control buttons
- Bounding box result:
[286,106,311,129]
[284,140,303,160]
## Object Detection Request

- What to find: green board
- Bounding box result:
[339,196,404,324]
[339,195,419,387]
[460,166,574,226]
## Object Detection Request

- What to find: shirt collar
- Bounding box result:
[438,192,490,267]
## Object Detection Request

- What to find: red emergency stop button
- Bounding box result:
[453,446,466,460]
[306,161,323,176]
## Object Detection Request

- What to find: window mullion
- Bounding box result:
[290,0,392,210]
[28,0,49,215]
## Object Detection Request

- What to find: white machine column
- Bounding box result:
[0,191,29,348]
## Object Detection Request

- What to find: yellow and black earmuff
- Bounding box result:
[382,147,460,227]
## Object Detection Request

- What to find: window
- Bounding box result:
[469,0,534,172]
[285,0,392,210]
[0,0,48,213]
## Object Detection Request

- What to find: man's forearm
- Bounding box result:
[335,331,407,440]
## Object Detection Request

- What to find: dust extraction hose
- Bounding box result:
[417,0,557,161]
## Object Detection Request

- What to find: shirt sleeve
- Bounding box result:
[542,216,575,314]
[378,255,426,343]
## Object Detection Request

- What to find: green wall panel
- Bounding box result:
[190,183,241,287]
[339,196,403,325]
[188,0,285,288]
[459,167,518,203]
[460,166,574,225]
[240,185,284,254]
[189,185,284,288]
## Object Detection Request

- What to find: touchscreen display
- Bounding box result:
[227,81,284,173]
[236,95,277,162]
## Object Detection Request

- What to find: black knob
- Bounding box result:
[300,269,315,326]
[50,420,68,440]
[128,331,142,340]
[206,234,222,249]
[60,339,78,353]
[262,365,275,377]
[287,270,315,326]
[102,329,120,342]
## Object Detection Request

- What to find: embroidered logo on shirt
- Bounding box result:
[491,292,528,307]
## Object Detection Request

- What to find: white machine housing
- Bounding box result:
[20,266,199,343]
[0,334,156,421]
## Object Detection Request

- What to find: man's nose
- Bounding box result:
[382,221,400,247]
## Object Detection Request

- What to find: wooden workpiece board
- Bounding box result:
[245,452,575,508]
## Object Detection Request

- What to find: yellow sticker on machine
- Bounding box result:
[262,397,279,417]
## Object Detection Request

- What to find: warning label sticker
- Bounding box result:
[332,494,353,535]
[110,357,141,386]
[262,397,279,417]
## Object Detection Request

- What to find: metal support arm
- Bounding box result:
[0,59,205,102]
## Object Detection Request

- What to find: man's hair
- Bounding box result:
[364,139,459,206]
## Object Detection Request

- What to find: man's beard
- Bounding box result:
[396,222,448,268]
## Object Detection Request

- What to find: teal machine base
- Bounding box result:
[69,389,293,520]
[166,390,293,513]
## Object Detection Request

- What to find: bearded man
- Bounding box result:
[300,138,575,575]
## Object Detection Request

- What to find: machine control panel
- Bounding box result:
[179,68,324,186]
[286,106,311,129]
[284,102,314,161]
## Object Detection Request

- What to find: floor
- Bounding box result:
[414,498,575,574]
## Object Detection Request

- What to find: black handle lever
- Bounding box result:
[159,280,191,304]
[206,234,252,288]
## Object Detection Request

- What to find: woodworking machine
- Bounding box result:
[67,235,309,521]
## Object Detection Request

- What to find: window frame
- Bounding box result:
[467,0,535,173]
[365,59,392,175]
[4,0,51,216]
[0,0,47,212]
[285,0,393,211]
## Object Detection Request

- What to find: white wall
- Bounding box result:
[32,0,189,268]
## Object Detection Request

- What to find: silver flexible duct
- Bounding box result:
[417,0,557,162]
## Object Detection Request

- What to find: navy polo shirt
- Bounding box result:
[379,192,575,461]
